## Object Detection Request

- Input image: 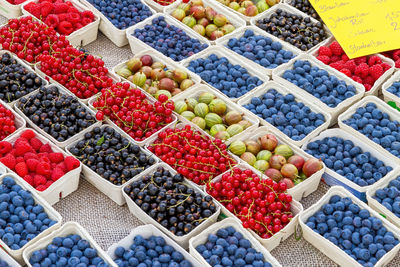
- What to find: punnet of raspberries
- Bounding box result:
[382,49,400,68]
[24,0,95,35]
[93,83,175,142]
[0,103,17,141]
[0,129,80,192]
[316,41,392,92]
[147,124,236,185]
[206,167,293,239]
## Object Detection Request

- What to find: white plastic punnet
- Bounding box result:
[122,162,221,249]
[107,224,201,266]
[310,36,395,96]
[250,3,332,53]
[2,128,82,205]
[171,84,260,145]
[164,0,246,45]
[23,221,116,267]
[0,247,21,267]
[205,163,303,251]
[79,0,156,47]
[337,96,400,164]
[189,218,282,267]
[382,70,400,107]
[237,81,332,147]
[125,14,212,63]
[272,53,365,124]
[232,126,325,201]
[301,128,399,201]
[0,173,62,263]
[181,45,269,102]
[215,25,299,77]
[299,186,400,267]
[65,124,159,206]
[0,0,26,18]
[21,0,100,47]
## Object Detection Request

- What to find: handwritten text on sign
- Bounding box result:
[309,0,400,58]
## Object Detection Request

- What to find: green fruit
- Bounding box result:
[132,72,146,87]
[237,120,252,129]
[116,67,132,79]
[256,0,269,13]
[229,140,246,155]
[174,100,187,114]
[209,99,227,115]
[214,131,230,140]
[198,92,215,104]
[185,98,198,111]
[274,144,294,159]
[241,152,256,165]
[205,113,223,128]
[194,103,209,117]
[155,90,172,100]
[192,117,206,129]
[181,111,195,121]
[225,110,243,125]
[257,150,272,161]
[210,124,226,136]
[254,160,269,172]
[299,172,307,180]
[226,124,243,137]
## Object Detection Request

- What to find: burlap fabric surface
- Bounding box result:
[2,15,400,266]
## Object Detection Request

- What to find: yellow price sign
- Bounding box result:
[309,0,400,58]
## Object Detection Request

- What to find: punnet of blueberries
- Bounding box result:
[255,9,328,51]
[0,176,58,250]
[0,259,10,267]
[133,16,208,62]
[29,234,109,267]
[343,102,400,158]
[305,136,393,186]
[287,0,321,21]
[69,126,156,186]
[0,53,45,103]
[386,80,400,98]
[187,53,263,98]
[87,0,153,30]
[226,29,295,69]
[306,195,399,266]
[17,86,96,143]
[196,226,273,267]
[374,175,400,217]
[123,166,217,237]
[243,88,326,141]
[112,235,192,267]
[282,60,357,108]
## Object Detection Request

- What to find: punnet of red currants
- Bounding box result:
[147,124,236,185]
[206,167,293,239]
[93,83,175,142]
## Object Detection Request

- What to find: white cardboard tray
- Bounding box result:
[189,218,282,267]
[0,173,62,263]
[382,70,400,107]
[122,162,221,249]
[65,124,159,206]
[0,0,27,18]
[299,186,400,267]
[237,81,332,147]
[107,224,201,266]
[301,128,399,202]
[0,247,21,267]
[22,221,116,267]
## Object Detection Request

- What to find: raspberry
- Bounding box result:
[36,185,47,191]
[26,158,39,172]
[64,156,80,171]
[44,14,60,28]
[369,65,384,80]
[23,175,34,186]
[82,18,93,26]
[341,54,349,62]
[393,50,400,61]
[39,143,53,153]
[317,55,330,65]
[330,55,341,63]
[51,168,64,181]
[354,56,367,65]
[396,59,400,68]
[36,161,51,176]
[24,152,38,161]
[381,63,392,71]
[0,154,16,169]
[363,75,375,85]
[57,13,69,21]
[20,129,36,140]
[24,2,41,18]
[75,23,83,30]
[30,138,43,152]
[39,154,51,164]
[344,60,356,73]
[56,162,66,172]
[0,141,12,154]
[364,84,372,91]
[16,157,25,163]
[15,162,28,177]
[318,46,332,57]
[45,180,53,187]
[354,63,369,78]
[82,10,94,20]
[368,55,382,66]
[67,6,79,13]
[340,68,352,77]
[57,21,74,35]
[329,41,344,56]
[352,75,363,84]
[329,61,345,71]
[40,1,53,18]
[48,152,64,163]
[53,2,69,13]
[14,140,32,156]
[68,12,80,24]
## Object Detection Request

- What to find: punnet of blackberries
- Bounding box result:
[17,86,96,143]
[123,166,218,236]
[0,53,45,103]
[69,126,156,186]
